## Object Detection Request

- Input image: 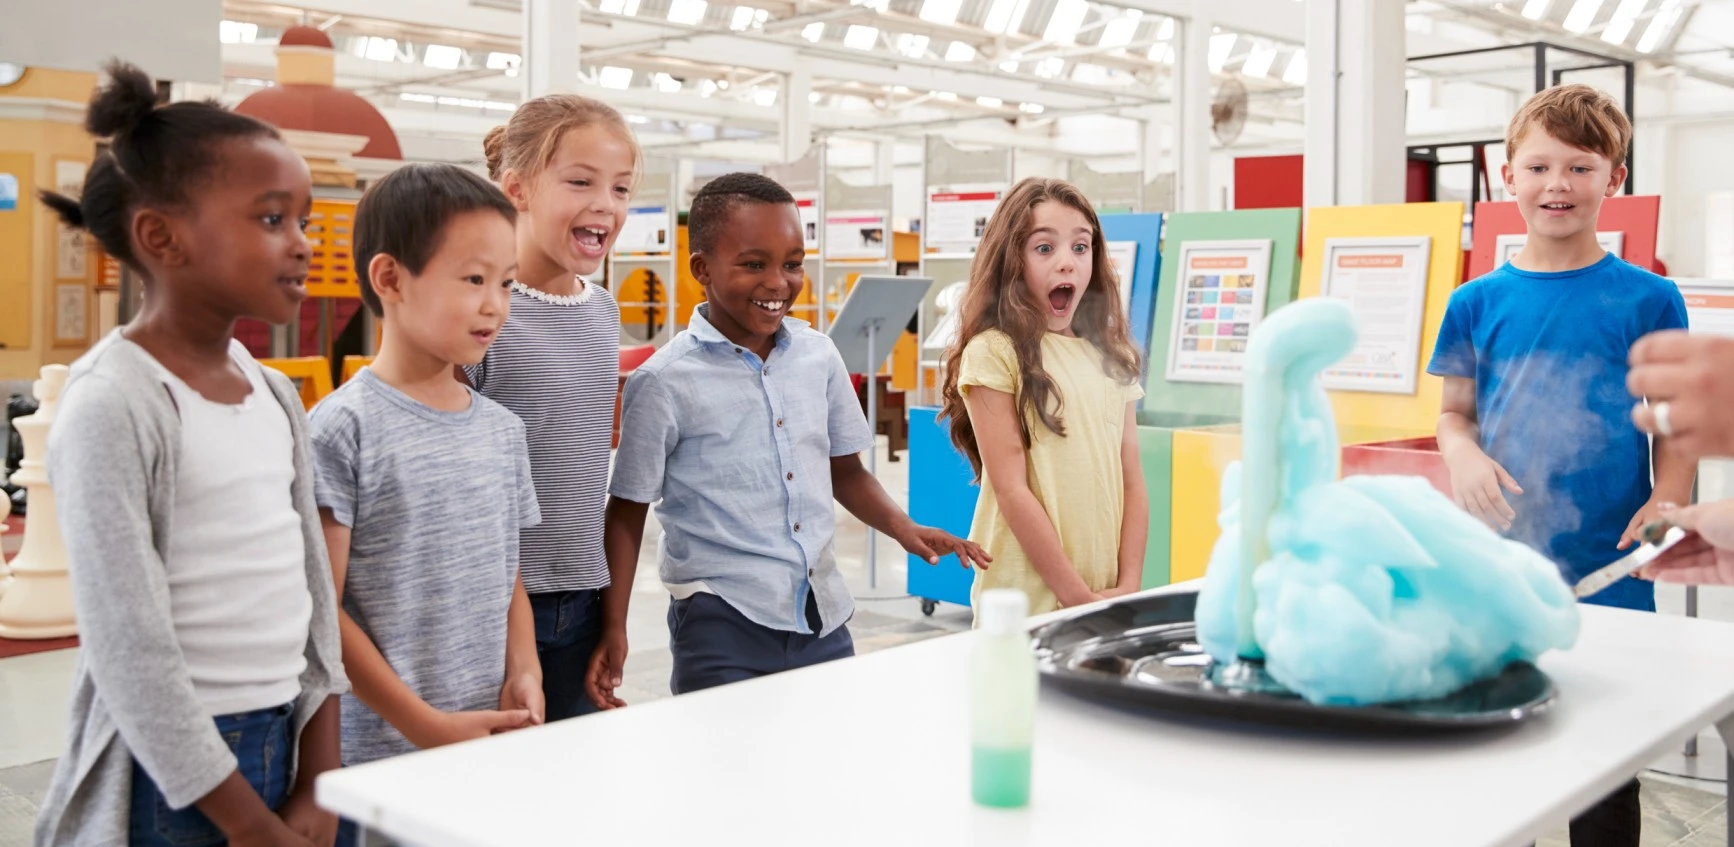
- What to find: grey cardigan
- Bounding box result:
[34,331,348,847]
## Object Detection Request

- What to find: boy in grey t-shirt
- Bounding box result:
[309,164,543,772]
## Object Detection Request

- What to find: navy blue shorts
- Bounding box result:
[668,592,853,694]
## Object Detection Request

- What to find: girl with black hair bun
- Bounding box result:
[35,60,349,847]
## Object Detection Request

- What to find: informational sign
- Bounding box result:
[1164,239,1273,385]
[1677,280,1734,339]
[925,187,1004,253]
[824,209,889,261]
[55,160,88,279]
[1106,240,1138,317]
[614,206,671,256]
[1494,231,1625,266]
[795,194,820,254]
[0,173,16,212]
[1319,236,1433,395]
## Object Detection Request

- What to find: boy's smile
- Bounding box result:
[692,202,806,358]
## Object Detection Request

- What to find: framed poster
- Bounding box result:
[613,205,671,256]
[54,283,87,347]
[824,209,889,262]
[1105,240,1138,317]
[1494,231,1625,266]
[54,159,88,279]
[925,185,1004,253]
[1676,279,1734,339]
[1318,236,1432,395]
[1163,239,1273,385]
[795,194,819,254]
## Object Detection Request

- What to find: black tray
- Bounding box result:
[1029,590,1556,735]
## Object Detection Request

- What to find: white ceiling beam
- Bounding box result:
[1109,0,1304,46]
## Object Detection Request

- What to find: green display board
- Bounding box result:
[1142,209,1305,418]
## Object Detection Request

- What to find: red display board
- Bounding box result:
[1467,195,1662,282]
[1234,155,1304,210]
[1340,437,1452,499]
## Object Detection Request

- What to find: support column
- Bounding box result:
[1304,0,1406,208]
[1176,12,1213,212]
[782,69,813,164]
[522,0,581,100]
[872,136,896,186]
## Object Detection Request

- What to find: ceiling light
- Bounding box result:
[1241,43,1276,78]
[1034,56,1064,77]
[668,0,707,24]
[1207,33,1236,72]
[1521,0,1552,19]
[1601,0,1647,43]
[1043,0,1088,44]
[1147,42,1174,63]
[803,22,825,41]
[700,79,719,96]
[892,84,911,93]
[945,41,976,61]
[486,52,520,70]
[399,92,436,103]
[918,0,963,25]
[653,72,681,92]
[935,90,958,100]
[598,66,633,89]
[626,114,649,124]
[220,21,258,44]
[977,96,1003,107]
[984,0,1032,35]
[1636,0,1684,51]
[423,44,463,69]
[1562,0,1603,32]
[363,37,399,62]
[1019,102,1044,114]
[754,89,777,106]
[999,58,1018,72]
[845,24,879,49]
[1098,12,1139,50]
[1155,18,1175,40]
[1282,48,1307,85]
[600,0,626,12]
[809,91,822,103]
[730,6,756,30]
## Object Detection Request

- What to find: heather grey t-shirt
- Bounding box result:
[309,368,540,766]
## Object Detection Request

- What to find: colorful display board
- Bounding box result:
[1468,195,1661,280]
[1099,212,1164,359]
[1299,201,1465,435]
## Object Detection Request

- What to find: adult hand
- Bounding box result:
[1628,331,1734,460]
[1638,501,1734,586]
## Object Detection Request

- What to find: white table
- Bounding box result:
[318,587,1734,847]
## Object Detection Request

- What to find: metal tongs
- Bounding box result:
[1572,520,1691,599]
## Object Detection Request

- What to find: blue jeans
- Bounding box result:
[532,589,604,721]
[128,703,353,847]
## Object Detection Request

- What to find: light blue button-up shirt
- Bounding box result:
[609,304,874,636]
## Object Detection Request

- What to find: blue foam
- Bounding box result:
[1194,300,1580,706]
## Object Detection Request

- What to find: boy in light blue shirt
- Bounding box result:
[595,173,989,701]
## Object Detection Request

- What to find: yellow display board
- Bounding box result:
[304,199,359,299]
[1298,201,1465,435]
[0,152,34,350]
[1169,422,1436,583]
[260,357,335,410]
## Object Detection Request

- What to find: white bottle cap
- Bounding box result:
[979,589,1030,636]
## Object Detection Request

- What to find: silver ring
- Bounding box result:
[1655,401,1674,437]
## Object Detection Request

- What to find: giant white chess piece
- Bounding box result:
[0,365,76,639]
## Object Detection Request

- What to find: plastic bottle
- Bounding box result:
[971,588,1036,808]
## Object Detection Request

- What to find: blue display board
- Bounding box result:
[907,406,979,609]
[1100,212,1165,361]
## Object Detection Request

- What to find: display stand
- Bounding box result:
[829,276,932,590]
[0,365,75,639]
[819,173,894,331]
[765,148,826,331]
[1098,212,1164,364]
[1469,195,1660,280]
[611,159,679,346]
[914,136,1011,407]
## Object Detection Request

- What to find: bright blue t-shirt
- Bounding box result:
[1426,252,1687,611]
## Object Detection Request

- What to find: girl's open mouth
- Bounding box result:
[1048,284,1075,315]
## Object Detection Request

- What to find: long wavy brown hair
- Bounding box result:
[939,178,1143,479]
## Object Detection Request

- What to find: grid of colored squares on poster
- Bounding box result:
[1178,272,1257,358]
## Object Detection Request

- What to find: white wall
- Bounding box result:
[1647,118,1734,277]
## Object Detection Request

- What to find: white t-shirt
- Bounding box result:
[147,341,311,716]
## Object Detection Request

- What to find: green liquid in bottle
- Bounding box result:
[972,746,1032,808]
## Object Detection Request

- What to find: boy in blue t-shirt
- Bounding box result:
[1428,84,1690,845]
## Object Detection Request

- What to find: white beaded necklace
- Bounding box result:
[511,278,595,306]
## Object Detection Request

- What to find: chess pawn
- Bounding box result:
[0,365,76,639]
